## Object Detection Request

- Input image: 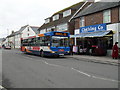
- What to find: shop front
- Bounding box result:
[74,24,114,56]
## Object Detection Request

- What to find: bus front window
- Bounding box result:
[51,36,69,47]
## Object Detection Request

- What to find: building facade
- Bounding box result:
[3,25,39,49]
[38,1,92,44]
[73,2,120,56]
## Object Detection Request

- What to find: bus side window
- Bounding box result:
[36,37,40,46]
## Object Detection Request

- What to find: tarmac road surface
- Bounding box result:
[1,49,119,88]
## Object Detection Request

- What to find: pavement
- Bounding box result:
[67,54,120,66]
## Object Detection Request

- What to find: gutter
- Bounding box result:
[69,1,88,22]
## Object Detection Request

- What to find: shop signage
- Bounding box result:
[80,24,106,33]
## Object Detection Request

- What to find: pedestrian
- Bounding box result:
[112,42,119,59]
[70,44,73,55]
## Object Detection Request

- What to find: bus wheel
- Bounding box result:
[40,51,44,57]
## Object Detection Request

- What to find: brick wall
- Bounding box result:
[75,18,80,29]
[111,7,119,23]
[74,6,119,28]
[85,12,103,26]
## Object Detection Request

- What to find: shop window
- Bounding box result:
[63,9,71,17]
[103,9,111,23]
[80,17,85,27]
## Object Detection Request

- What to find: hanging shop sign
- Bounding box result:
[80,24,106,33]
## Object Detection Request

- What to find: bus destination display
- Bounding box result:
[54,32,68,36]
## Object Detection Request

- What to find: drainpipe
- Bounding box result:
[68,1,88,22]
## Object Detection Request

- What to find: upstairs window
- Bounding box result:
[47,26,55,32]
[56,23,68,31]
[40,29,46,34]
[80,17,85,27]
[28,27,29,31]
[45,18,50,24]
[63,9,71,17]
[53,14,59,21]
[103,9,111,23]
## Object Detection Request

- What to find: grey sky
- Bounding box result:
[0,0,118,38]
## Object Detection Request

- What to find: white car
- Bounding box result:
[5,46,11,49]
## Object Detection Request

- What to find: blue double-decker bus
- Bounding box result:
[21,31,70,57]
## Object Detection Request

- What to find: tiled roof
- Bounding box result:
[30,26,39,34]
[7,31,21,37]
[74,2,120,18]
[53,1,85,16]
[19,25,29,32]
[39,15,72,30]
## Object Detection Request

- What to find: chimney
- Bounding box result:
[11,30,14,34]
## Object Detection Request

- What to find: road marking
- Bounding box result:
[71,68,91,77]
[44,61,119,83]
[0,85,4,89]
[92,76,119,83]
[44,61,63,67]
[22,55,119,83]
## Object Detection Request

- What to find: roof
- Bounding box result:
[74,2,120,18]
[7,31,21,37]
[39,15,72,30]
[53,1,85,16]
[38,1,86,31]
[19,25,29,32]
[30,26,39,34]
[19,25,39,34]
[7,25,39,38]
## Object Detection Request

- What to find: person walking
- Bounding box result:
[70,44,73,55]
[112,42,119,59]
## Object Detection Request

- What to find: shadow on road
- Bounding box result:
[22,52,68,59]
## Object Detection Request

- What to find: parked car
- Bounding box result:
[4,46,11,49]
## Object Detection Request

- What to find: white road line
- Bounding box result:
[44,61,119,83]
[0,85,4,89]
[22,55,119,83]
[71,68,91,77]
[92,76,119,83]
[44,61,63,67]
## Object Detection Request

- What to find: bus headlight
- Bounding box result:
[67,51,70,53]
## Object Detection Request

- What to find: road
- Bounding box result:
[1,49,119,88]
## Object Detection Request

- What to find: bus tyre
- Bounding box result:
[40,51,44,57]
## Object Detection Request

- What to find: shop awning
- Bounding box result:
[74,30,113,38]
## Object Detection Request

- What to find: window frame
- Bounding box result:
[103,9,111,23]
[56,23,68,31]
[45,18,50,24]
[53,14,59,21]
[63,9,71,17]
[80,17,85,27]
